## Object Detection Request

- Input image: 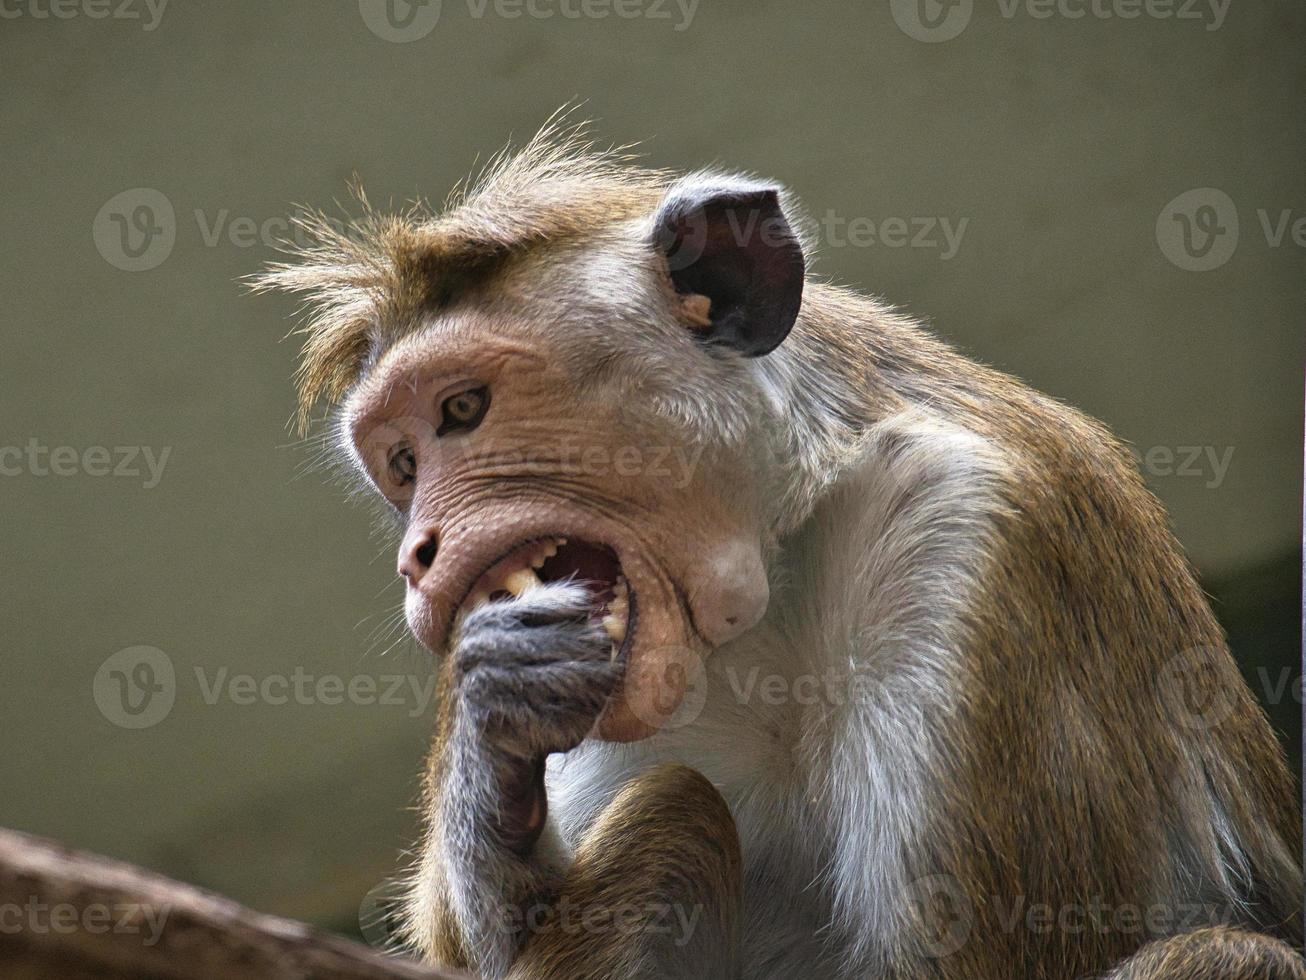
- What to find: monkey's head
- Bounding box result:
[255,134,806,740]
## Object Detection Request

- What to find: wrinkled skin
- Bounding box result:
[345,313,771,740]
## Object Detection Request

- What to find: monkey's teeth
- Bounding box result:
[502,567,542,597]
[602,578,630,648]
[601,613,626,644]
[468,589,490,610]
[598,582,629,653]
[529,541,559,569]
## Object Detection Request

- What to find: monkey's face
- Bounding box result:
[345,303,779,741]
[337,178,804,741]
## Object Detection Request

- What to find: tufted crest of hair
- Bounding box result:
[249,117,673,433]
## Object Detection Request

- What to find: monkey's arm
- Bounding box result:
[405,584,742,980]
[405,583,621,977]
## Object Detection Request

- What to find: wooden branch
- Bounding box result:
[0,827,466,980]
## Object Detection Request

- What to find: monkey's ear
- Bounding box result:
[653,177,805,357]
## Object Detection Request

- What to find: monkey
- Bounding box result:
[253,120,1304,979]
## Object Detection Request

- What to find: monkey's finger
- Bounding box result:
[454,614,613,675]
[459,580,597,635]
[465,658,623,756]
[461,657,622,715]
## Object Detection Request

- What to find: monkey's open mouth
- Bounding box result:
[460,538,634,660]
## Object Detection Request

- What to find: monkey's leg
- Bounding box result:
[509,763,742,980]
[1102,927,1306,979]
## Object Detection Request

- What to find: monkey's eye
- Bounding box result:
[386,444,417,487]
[438,385,490,436]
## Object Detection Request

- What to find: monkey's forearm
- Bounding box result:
[409,760,569,976]
[412,584,621,977]
[434,735,572,977]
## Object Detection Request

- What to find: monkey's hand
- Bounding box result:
[435,582,621,978]
[453,580,621,782]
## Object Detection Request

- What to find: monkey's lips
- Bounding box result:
[455,538,634,660]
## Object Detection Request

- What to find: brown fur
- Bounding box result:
[1104,927,1306,979]
[788,281,1303,976]
[509,764,741,979]
[250,120,666,432]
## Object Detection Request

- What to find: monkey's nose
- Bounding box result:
[398,527,439,584]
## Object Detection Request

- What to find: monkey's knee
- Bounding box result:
[1104,927,1306,980]
[510,764,742,980]
[574,763,742,919]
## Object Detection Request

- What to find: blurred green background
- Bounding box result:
[1,0,1301,944]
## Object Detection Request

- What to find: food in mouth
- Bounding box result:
[460,538,632,659]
